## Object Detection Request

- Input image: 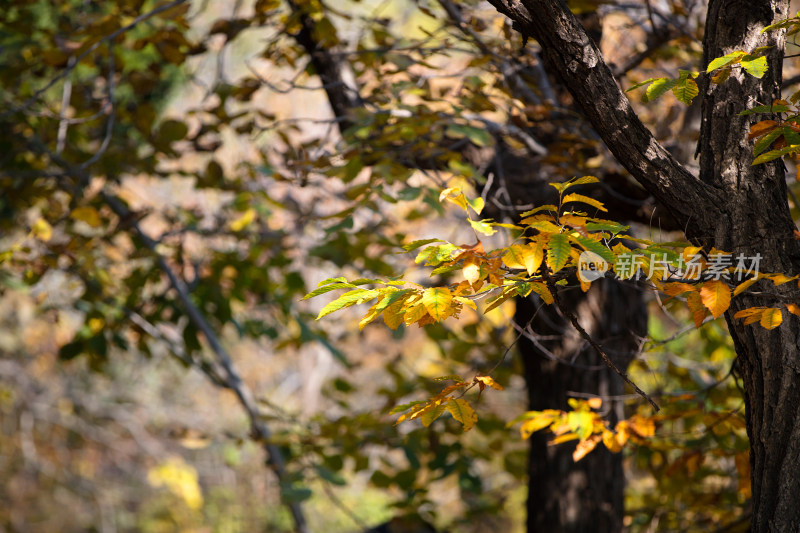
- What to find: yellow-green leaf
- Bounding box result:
[422,287,453,321]
[546,233,571,273]
[672,77,699,105]
[420,402,447,427]
[446,398,477,431]
[700,280,731,318]
[741,55,768,78]
[316,289,379,319]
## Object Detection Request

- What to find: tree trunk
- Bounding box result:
[516,278,646,533]
[489,0,800,530]
[699,2,800,530]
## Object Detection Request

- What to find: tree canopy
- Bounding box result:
[2,1,800,532]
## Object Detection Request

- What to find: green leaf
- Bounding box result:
[625,77,659,92]
[316,289,379,319]
[572,236,615,264]
[415,243,457,266]
[303,282,357,300]
[753,127,786,156]
[547,234,571,273]
[643,78,678,102]
[739,104,792,116]
[314,464,346,486]
[752,144,800,165]
[402,238,442,252]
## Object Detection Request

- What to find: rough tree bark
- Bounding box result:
[488,0,800,530]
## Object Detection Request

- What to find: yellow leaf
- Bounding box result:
[422,287,453,321]
[602,429,625,453]
[454,296,477,310]
[446,398,477,431]
[764,273,799,286]
[519,411,559,439]
[403,301,428,325]
[573,434,602,461]
[475,375,504,391]
[734,275,761,296]
[32,218,53,242]
[147,457,204,510]
[700,280,731,318]
[462,257,481,284]
[229,208,256,231]
[70,206,102,227]
[530,282,554,304]
[586,397,603,409]
[733,306,766,319]
[760,307,783,329]
[561,193,607,212]
[787,303,800,317]
[628,415,656,438]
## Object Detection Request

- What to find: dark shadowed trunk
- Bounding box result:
[516,278,646,533]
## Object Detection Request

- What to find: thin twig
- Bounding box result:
[545,276,660,411]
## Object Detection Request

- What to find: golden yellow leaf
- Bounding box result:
[787,303,800,317]
[475,375,504,391]
[602,429,624,453]
[760,307,783,329]
[700,279,731,318]
[628,415,655,438]
[32,218,53,242]
[573,434,602,461]
[733,275,761,296]
[519,411,559,439]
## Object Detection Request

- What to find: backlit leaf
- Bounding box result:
[547,234,571,273]
[316,289,379,319]
[700,280,731,318]
[446,398,477,431]
[561,193,607,212]
[422,287,453,321]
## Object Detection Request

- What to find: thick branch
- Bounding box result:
[286,0,363,132]
[486,0,723,240]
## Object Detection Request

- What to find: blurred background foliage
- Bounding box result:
[0,0,777,531]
